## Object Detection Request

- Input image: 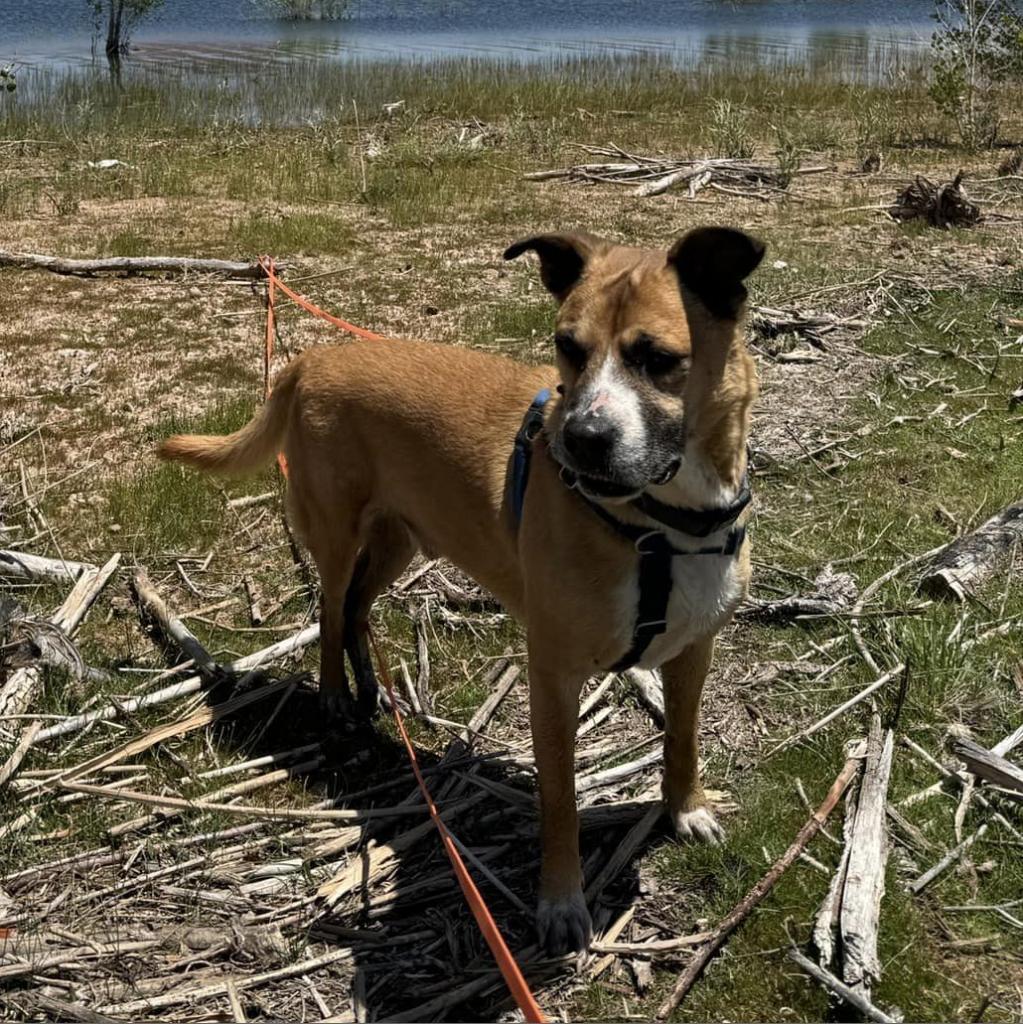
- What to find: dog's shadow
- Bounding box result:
[204,670,658,1022]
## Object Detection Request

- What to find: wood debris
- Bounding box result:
[524,145,830,199]
[888,172,983,228]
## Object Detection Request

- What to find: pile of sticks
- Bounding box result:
[0,547,714,1021]
[888,172,983,229]
[524,145,831,199]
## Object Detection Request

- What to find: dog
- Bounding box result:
[159,225,765,954]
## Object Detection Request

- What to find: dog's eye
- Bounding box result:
[643,348,685,376]
[554,331,586,369]
[624,334,686,376]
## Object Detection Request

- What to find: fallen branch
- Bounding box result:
[0,553,120,785]
[0,250,281,279]
[31,623,320,744]
[131,567,216,676]
[918,501,1023,600]
[950,735,1023,797]
[839,715,895,1001]
[888,171,982,228]
[788,948,898,1023]
[908,823,989,894]
[655,746,863,1019]
[100,945,351,1015]
[0,549,95,582]
[764,664,905,758]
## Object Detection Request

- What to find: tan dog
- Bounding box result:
[160,226,765,954]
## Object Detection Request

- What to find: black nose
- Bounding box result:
[562,414,617,469]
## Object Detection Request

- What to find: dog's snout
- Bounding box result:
[562,413,618,468]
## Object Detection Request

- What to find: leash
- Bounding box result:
[258,257,547,1024]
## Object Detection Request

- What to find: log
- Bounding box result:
[655,747,863,1019]
[623,666,665,725]
[839,715,895,1000]
[950,735,1023,797]
[0,554,120,762]
[0,250,280,279]
[0,549,95,582]
[918,502,1023,600]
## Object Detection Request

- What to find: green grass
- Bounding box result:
[601,282,1023,1022]
[102,399,268,557]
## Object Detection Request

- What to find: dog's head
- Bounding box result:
[504,227,764,501]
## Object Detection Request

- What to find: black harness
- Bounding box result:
[509,390,750,672]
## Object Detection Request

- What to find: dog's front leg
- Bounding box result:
[528,657,591,954]
[662,636,724,844]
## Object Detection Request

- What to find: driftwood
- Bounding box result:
[908,823,989,894]
[766,663,905,757]
[839,715,895,1001]
[31,623,321,744]
[918,502,1023,600]
[655,747,863,1019]
[131,568,216,676]
[950,735,1023,797]
[0,250,280,279]
[0,549,95,582]
[623,667,665,725]
[888,172,982,228]
[788,949,898,1023]
[524,146,830,199]
[0,553,120,786]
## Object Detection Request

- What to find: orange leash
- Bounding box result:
[262,256,289,477]
[368,632,547,1024]
[259,256,386,341]
[258,257,547,1024]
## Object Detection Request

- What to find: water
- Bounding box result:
[4,0,934,71]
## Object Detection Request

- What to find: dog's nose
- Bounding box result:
[562,414,617,469]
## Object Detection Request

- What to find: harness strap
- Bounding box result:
[510,388,552,527]
[508,389,749,673]
[586,500,747,671]
[631,473,751,537]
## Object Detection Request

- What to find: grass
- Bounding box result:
[1,42,1022,1024]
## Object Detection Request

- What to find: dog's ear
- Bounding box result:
[667,227,766,320]
[503,232,605,302]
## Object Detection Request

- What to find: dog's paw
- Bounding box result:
[354,681,381,721]
[671,805,724,846]
[536,891,592,956]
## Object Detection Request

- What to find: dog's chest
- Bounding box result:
[623,549,744,669]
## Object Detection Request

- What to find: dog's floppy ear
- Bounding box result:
[503,232,605,302]
[667,226,766,320]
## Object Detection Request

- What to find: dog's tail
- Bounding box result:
[158,361,299,475]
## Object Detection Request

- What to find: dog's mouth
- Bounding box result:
[573,472,642,501]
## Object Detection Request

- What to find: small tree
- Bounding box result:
[89,0,164,58]
[930,0,1023,149]
[254,0,350,19]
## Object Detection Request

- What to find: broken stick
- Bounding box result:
[655,746,864,1019]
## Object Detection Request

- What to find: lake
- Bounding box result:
[5,0,935,72]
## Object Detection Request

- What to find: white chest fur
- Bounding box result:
[607,453,747,668]
[631,544,744,668]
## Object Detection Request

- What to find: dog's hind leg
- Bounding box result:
[343,514,418,718]
[661,636,724,845]
[308,530,363,725]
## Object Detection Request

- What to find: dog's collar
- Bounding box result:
[560,467,751,544]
